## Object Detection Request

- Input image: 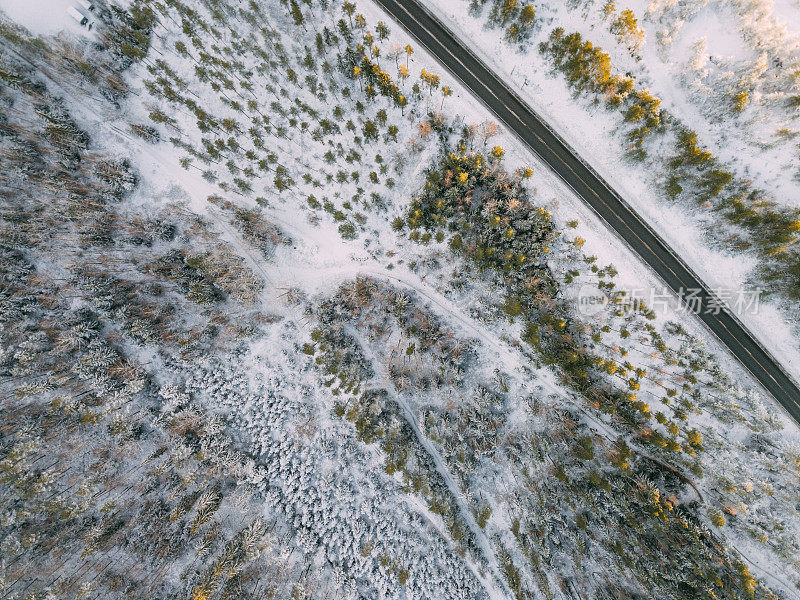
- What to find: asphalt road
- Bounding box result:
[373,0,800,423]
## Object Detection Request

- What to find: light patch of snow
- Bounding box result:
[670,5,752,63]
[0,0,97,38]
[773,0,800,23]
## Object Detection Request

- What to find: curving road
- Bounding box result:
[373,0,800,424]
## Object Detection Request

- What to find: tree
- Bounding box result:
[544,30,615,93]
[481,121,499,145]
[289,0,305,28]
[354,13,367,33]
[611,9,644,51]
[405,44,413,67]
[375,21,390,41]
[708,509,726,527]
[388,43,403,68]
[363,120,378,141]
[420,68,440,95]
[732,90,750,112]
[520,5,535,26]
[343,1,356,27]
[702,169,733,196]
[490,0,520,26]
[440,86,452,110]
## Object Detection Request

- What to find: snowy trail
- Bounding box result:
[351,330,513,600]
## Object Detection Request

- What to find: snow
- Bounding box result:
[773,0,800,23]
[3,0,800,595]
[670,7,751,63]
[0,0,97,37]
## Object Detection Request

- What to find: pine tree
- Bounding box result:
[610,9,644,51]
[375,21,390,41]
[520,5,535,25]
[343,1,356,27]
[289,0,305,27]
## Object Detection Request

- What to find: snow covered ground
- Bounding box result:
[3,0,800,598]
[0,0,99,37]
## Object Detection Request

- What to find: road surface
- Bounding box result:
[372,0,800,424]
